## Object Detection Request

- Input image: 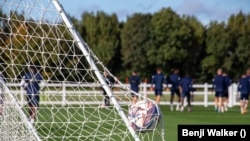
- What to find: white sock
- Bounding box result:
[221,107,224,113]
[170,104,174,111]
[241,107,244,113]
[177,103,181,107]
[176,103,180,111]
[181,106,184,111]
[244,101,248,109]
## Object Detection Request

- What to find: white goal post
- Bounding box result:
[0,0,165,141]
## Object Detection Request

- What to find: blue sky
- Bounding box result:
[59,0,250,25]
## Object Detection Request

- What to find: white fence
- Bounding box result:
[6,83,240,107]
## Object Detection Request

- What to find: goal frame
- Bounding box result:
[52,0,140,140]
[0,0,165,140]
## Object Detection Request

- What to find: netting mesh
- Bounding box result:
[0,0,164,141]
[0,80,38,141]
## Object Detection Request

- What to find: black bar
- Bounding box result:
[178,125,250,141]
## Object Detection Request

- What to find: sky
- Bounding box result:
[59,0,250,25]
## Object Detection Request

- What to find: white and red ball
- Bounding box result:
[128,100,161,132]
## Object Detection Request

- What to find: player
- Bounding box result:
[151,68,167,105]
[222,72,231,111]
[0,71,6,116]
[247,68,250,80]
[169,68,181,111]
[129,71,141,104]
[212,68,225,113]
[247,68,250,97]
[102,71,116,108]
[179,72,193,112]
[237,73,250,114]
[20,65,44,123]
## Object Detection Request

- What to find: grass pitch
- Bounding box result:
[162,105,250,141]
[21,104,250,141]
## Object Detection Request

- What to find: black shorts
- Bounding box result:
[171,89,180,96]
[181,91,191,98]
[27,94,39,107]
[223,91,229,98]
[215,91,223,97]
[154,89,162,96]
[131,93,139,98]
[240,93,249,100]
[131,92,139,98]
[131,89,139,97]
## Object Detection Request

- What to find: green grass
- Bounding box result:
[38,93,215,104]
[24,105,250,141]
[162,105,250,141]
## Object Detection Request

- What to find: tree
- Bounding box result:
[0,11,28,79]
[202,21,232,80]
[227,12,250,80]
[181,15,206,81]
[149,8,192,74]
[79,11,120,71]
[120,13,152,79]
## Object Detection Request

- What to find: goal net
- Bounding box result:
[0,0,165,141]
[0,79,40,141]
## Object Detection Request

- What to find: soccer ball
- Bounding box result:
[128,100,161,132]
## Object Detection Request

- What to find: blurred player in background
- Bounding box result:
[237,73,250,114]
[129,71,141,104]
[179,72,193,112]
[21,65,44,123]
[102,71,116,108]
[222,72,231,111]
[151,68,167,105]
[247,68,250,79]
[212,68,225,113]
[169,68,181,111]
[247,68,250,97]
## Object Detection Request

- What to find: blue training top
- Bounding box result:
[180,76,193,93]
[129,75,140,92]
[212,75,225,92]
[238,77,250,94]
[223,75,231,92]
[151,73,166,90]
[247,75,250,83]
[169,73,181,90]
[23,72,43,94]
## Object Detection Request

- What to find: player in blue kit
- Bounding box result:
[237,73,250,114]
[222,72,231,111]
[247,68,250,93]
[179,73,193,112]
[151,68,167,105]
[169,68,181,111]
[129,71,141,104]
[247,68,250,79]
[21,65,44,123]
[212,68,226,113]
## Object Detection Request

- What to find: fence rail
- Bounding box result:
[6,83,240,107]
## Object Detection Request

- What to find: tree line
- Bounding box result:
[1,8,250,83]
[76,8,250,83]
